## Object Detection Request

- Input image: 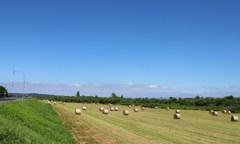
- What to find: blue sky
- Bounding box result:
[1,0,240,97]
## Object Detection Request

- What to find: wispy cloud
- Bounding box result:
[3,82,240,98]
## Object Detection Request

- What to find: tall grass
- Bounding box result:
[0,99,74,144]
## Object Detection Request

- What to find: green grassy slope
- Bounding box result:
[57,103,240,144]
[0,99,74,144]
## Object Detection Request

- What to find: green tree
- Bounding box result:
[194,95,200,100]
[111,92,117,97]
[0,86,8,98]
[76,91,80,97]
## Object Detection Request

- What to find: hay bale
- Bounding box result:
[102,109,109,114]
[75,109,81,115]
[155,106,158,109]
[132,104,135,107]
[212,111,218,116]
[209,110,213,114]
[115,107,119,111]
[128,105,132,108]
[222,110,227,114]
[231,116,239,122]
[175,110,180,113]
[134,108,138,112]
[82,106,87,110]
[174,113,181,119]
[227,111,231,114]
[99,107,104,111]
[110,107,115,111]
[166,107,170,110]
[141,107,145,110]
[54,102,57,105]
[123,110,129,115]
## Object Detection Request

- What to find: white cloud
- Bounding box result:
[68,84,82,87]
[4,82,240,98]
[127,82,133,85]
[225,85,230,88]
[147,85,159,89]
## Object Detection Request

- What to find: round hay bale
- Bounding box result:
[123,110,129,115]
[227,111,231,114]
[175,110,180,113]
[102,109,109,114]
[115,107,119,111]
[141,107,145,110]
[54,102,57,105]
[134,108,138,112]
[174,113,181,119]
[212,111,218,116]
[222,110,227,114]
[166,107,170,111]
[75,109,81,115]
[82,106,87,110]
[155,106,158,109]
[99,107,104,111]
[128,105,132,108]
[209,110,213,114]
[132,104,135,107]
[231,116,239,122]
[110,107,115,111]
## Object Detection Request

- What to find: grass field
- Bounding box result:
[0,99,74,144]
[53,102,240,144]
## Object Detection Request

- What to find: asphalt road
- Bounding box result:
[0,97,21,103]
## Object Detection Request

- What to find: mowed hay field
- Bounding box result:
[52,102,240,144]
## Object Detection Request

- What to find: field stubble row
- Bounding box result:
[52,102,240,144]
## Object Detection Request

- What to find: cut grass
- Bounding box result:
[0,99,74,144]
[54,103,240,144]
[53,104,115,144]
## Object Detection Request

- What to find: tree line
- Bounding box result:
[42,92,240,113]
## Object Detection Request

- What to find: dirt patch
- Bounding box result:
[53,106,115,144]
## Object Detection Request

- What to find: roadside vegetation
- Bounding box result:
[0,86,8,98]
[0,99,74,144]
